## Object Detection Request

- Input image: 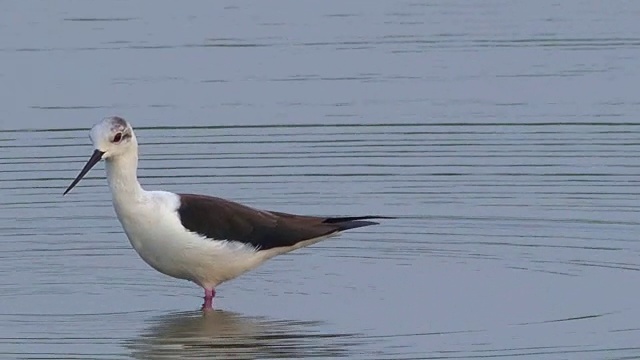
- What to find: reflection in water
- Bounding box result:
[127,311,362,359]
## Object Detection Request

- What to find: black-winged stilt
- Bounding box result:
[64,117,391,310]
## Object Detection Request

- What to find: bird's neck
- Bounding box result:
[105,151,144,201]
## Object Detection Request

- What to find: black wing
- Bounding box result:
[176,193,388,251]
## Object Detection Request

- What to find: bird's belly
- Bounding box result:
[121,225,189,280]
[119,216,263,287]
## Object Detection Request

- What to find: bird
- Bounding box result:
[63,116,392,311]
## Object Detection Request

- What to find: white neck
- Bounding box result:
[105,150,144,202]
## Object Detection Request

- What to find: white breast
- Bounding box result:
[111,190,265,288]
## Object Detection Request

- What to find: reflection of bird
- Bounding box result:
[64,117,392,310]
[127,311,359,359]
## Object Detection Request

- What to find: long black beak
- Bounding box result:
[63,149,105,195]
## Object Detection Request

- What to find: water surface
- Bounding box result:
[1,1,640,359]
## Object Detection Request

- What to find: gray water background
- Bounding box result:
[1,1,640,358]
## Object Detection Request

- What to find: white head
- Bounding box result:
[89,116,137,159]
[64,116,137,195]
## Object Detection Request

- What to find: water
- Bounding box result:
[2,1,640,359]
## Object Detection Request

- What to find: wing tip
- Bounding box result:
[322,215,395,224]
[324,215,394,231]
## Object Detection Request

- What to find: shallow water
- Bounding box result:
[2,1,640,359]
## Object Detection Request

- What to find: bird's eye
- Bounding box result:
[113,133,123,143]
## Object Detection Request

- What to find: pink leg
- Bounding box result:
[202,288,215,310]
